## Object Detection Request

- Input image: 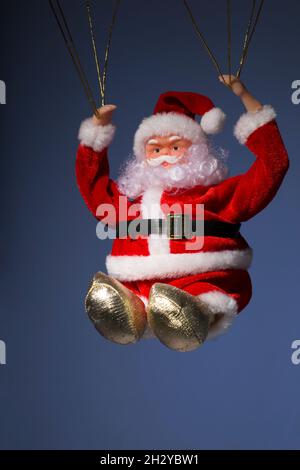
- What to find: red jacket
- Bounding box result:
[76,106,289,282]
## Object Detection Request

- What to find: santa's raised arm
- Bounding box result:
[76,104,121,219]
[215,75,289,222]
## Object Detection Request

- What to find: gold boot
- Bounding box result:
[85,272,147,345]
[148,283,211,352]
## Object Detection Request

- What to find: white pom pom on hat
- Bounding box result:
[133,91,226,160]
[200,107,226,134]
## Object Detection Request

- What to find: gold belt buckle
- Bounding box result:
[167,214,191,240]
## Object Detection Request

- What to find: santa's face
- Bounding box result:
[145,135,192,168]
[118,134,228,199]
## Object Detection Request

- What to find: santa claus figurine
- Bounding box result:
[76,76,289,352]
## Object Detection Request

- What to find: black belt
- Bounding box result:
[115,215,241,240]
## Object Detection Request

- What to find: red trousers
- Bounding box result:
[123,269,252,313]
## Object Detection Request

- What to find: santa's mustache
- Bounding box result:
[118,143,229,199]
[146,155,181,167]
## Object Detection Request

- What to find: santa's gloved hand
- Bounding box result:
[92,104,117,127]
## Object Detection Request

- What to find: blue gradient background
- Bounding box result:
[0,0,299,450]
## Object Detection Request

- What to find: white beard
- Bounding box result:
[117,142,229,200]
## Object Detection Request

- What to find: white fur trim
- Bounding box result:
[198,291,238,340]
[201,108,226,135]
[133,112,205,160]
[234,105,276,144]
[106,249,253,281]
[141,187,170,255]
[79,118,116,152]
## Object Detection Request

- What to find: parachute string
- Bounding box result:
[183,0,265,82]
[49,0,100,117]
[236,0,265,78]
[236,0,256,78]
[86,0,104,103]
[49,0,120,114]
[183,0,226,85]
[86,0,121,107]
[102,0,121,105]
[226,0,232,85]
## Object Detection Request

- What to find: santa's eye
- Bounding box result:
[173,146,179,151]
[154,148,160,153]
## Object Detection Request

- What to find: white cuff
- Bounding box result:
[78,118,116,152]
[198,291,238,340]
[234,105,276,145]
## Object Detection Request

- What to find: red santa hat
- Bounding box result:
[133,91,226,160]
